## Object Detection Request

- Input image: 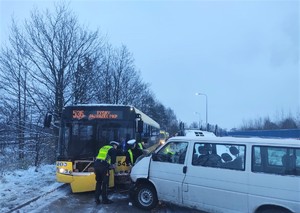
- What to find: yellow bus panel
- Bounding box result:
[70,173,96,193]
[56,160,117,193]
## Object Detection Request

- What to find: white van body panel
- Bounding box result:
[149,159,186,204]
[130,155,151,182]
[183,166,248,213]
[248,173,300,213]
[131,136,300,213]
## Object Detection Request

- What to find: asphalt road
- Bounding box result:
[19,185,206,213]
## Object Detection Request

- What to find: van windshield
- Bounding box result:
[135,143,162,164]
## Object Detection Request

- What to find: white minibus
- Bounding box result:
[130,136,300,213]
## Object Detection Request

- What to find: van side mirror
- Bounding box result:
[152,153,158,161]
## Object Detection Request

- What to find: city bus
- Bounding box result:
[55,104,160,193]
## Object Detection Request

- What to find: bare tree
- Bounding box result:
[94,44,148,106]
[239,114,299,131]
[17,3,102,149]
[263,117,279,129]
[0,2,103,167]
[27,5,100,109]
[94,44,117,103]
[73,55,98,104]
[280,117,298,129]
[0,21,31,160]
[165,108,179,135]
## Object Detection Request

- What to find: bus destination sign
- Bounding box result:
[72,110,122,120]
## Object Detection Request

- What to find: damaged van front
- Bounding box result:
[129,152,158,210]
[130,138,189,210]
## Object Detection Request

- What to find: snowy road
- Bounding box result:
[18,185,206,213]
[1,164,206,213]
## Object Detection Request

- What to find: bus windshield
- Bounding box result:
[60,120,134,159]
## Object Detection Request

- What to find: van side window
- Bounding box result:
[252,146,300,176]
[155,142,188,164]
[192,143,245,171]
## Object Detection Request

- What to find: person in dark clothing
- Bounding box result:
[125,139,143,166]
[197,144,221,167]
[94,141,119,205]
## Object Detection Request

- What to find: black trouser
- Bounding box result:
[94,160,109,201]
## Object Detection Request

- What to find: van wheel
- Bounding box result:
[260,208,291,213]
[134,184,158,210]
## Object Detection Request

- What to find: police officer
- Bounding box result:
[125,139,143,166]
[94,141,119,205]
[163,142,177,162]
[137,140,145,150]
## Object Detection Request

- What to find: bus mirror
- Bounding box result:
[137,120,143,133]
[44,113,52,128]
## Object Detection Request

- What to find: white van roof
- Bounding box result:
[170,135,300,147]
[179,130,216,137]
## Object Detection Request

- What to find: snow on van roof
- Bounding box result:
[177,129,216,137]
[171,134,300,147]
[65,103,128,107]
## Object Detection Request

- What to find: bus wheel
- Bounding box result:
[134,184,158,210]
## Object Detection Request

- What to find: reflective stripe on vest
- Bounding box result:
[128,149,133,165]
[97,145,112,164]
[164,147,175,155]
[138,143,143,149]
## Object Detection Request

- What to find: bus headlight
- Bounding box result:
[160,139,165,145]
[57,168,72,175]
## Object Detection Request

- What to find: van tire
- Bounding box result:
[259,207,291,213]
[134,184,158,210]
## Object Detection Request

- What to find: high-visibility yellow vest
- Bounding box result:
[128,149,133,165]
[164,146,175,155]
[96,145,112,164]
[137,142,143,150]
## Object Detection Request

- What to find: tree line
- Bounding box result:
[238,114,300,131]
[0,3,179,171]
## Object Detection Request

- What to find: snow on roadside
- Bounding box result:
[0,164,63,213]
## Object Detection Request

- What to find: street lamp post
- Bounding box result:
[195,92,208,130]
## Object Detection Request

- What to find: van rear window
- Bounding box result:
[252,146,300,176]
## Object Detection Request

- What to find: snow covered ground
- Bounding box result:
[0,164,204,213]
[0,164,62,213]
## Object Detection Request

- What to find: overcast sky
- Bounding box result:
[0,0,299,130]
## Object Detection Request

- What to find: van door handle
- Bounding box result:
[183,166,187,174]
